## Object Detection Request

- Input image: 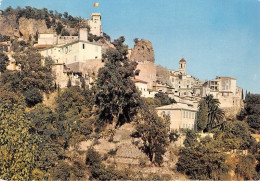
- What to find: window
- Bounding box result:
[82,44,85,49]
[192,112,194,119]
[183,111,185,118]
[186,111,188,118]
[95,46,98,52]
[189,112,191,118]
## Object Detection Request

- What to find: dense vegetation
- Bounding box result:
[0,34,172,179]
[238,93,260,132]
[177,94,260,180]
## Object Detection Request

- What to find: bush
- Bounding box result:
[24,88,43,107]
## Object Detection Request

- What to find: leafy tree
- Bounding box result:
[177,137,230,180]
[216,121,256,151]
[241,94,260,131]
[95,37,141,129]
[103,33,111,41]
[169,130,180,142]
[63,12,68,19]
[132,102,169,165]
[134,38,139,44]
[183,130,198,147]
[29,105,61,177]
[1,50,54,106]
[56,86,95,145]
[236,155,256,180]
[0,53,9,73]
[24,87,43,107]
[154,92,176,106]
[0,92,39,180]
[56,22,64,35]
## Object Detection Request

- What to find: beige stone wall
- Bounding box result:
[38,33,57,45]
[135,61,156,89]
[66,59,104,75]
[57,36,78,44]
[52,64,69,88]
[87,13,103,36]
[157,109,197,130]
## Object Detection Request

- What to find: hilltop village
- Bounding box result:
[1,7,259,180]
[2,12,243,130]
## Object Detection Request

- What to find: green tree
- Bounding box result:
[132,102,169,165]
[0,53,9,73]
[29,105,61,177]
[1,50,54,106]
[0,91,39,180]
[242,94,260,131]
[183,130,198,147]
[196,99,208,132]
[95,37,141,129]
[177,137,230,180]
[236,155,256,180]
[216,121,256,151]
[154,92,176,106]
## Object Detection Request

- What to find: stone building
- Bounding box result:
[169,58,201,98]
[38,28,102,88]
[87,13,103,37]
[133,79,155,98]
[156,102,198,131]
[202,76,243,118]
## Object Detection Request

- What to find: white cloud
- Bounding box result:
[0,0,2,7]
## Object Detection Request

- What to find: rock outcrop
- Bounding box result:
[0,15,78,41]
[130,39,155,63]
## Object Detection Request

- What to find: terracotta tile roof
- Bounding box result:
[179,58,186,63]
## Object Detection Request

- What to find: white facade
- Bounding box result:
[40,41,102,64]
[156,102,198,131]
[134,79,156,98]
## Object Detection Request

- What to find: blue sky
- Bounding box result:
[1,0,260,93]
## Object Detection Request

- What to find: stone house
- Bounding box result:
[156,102,198,131]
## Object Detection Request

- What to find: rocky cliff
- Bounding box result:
[0,15,53,41]
[0,14,79,41]
[130,39,155,63]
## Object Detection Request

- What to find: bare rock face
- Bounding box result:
[130,39,155,63]
[18,17,53,41]
[0,15,53,41]
[0,15,18,37]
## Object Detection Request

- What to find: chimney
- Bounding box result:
[79,28,88,41]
